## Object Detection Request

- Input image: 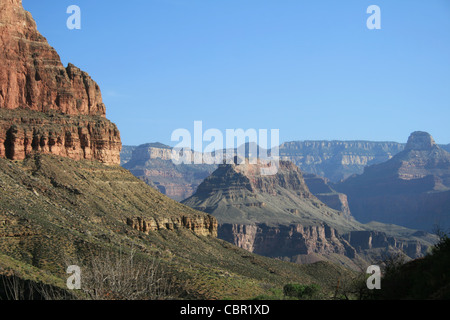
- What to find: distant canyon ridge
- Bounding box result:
[121,139,450,201]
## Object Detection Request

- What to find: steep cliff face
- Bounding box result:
[335,132,450,231]
[219,223,356,259]
[218,223,431,264]
[123,143,216,201]
[0,0,121,165]
[280,140,405,182]
[0,109,121,165]
[342,230,428,258]
[0,1,105,116]
[1,1,372,300]
[126,215,218,237]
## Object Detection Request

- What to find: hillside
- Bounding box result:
[0,154,358,299]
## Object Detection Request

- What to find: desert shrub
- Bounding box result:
[0,274,74,300]
[73,248,174,300]
[283,283,320,299]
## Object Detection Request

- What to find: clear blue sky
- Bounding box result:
[22,0,450,147]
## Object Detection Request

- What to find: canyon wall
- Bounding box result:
[335,132,450,231]
[279,140,405,182]
[123,143,216,201]
[219,223,428,262]
[0,0,121,165]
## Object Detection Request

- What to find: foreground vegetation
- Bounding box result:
[372,232,450,299]
[1,154,447,300]
[0,154,355,300]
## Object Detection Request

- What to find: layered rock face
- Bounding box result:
[335,132,450,231]
[126,215,218,237]
[342,230,427,258]
[0,0,105,116]
[219,223,356,260]
[183,160,353,229]
[219,224,429,262]
[123,143,216,201]
[0,109,121,165]
[0,0,121,165]
[279,140,405,182]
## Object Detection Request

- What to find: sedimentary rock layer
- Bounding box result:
[219,223,428,261]
[123,143,216,201]
[0,0,122,165]
[0,0,105,116]
[279,140,404,182]
[0,109,121,165]
[126,215,218,237]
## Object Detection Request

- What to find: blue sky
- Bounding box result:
[22,0,450,147]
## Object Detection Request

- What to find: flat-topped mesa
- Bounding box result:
[0,0,122,165]
[405,131,437,151]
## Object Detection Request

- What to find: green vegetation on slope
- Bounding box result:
[0,154,356,300]
[373,233,450,299]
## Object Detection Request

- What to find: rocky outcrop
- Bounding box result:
[126,214,218,237]
[235,160,314,197]
[0,1,105,116]
[0,110,121,165]
[335,132,450,231]
[404,131,436,151]
[0,0,121,165]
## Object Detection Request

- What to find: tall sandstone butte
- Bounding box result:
[0,0,121,165]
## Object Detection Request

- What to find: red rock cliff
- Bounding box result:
[0,0,121,165]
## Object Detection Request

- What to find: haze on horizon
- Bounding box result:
[22,0,450,147]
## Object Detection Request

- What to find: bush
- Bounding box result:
[283,283,320,299]
[374,232,450,299]
[71,248,174,300]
